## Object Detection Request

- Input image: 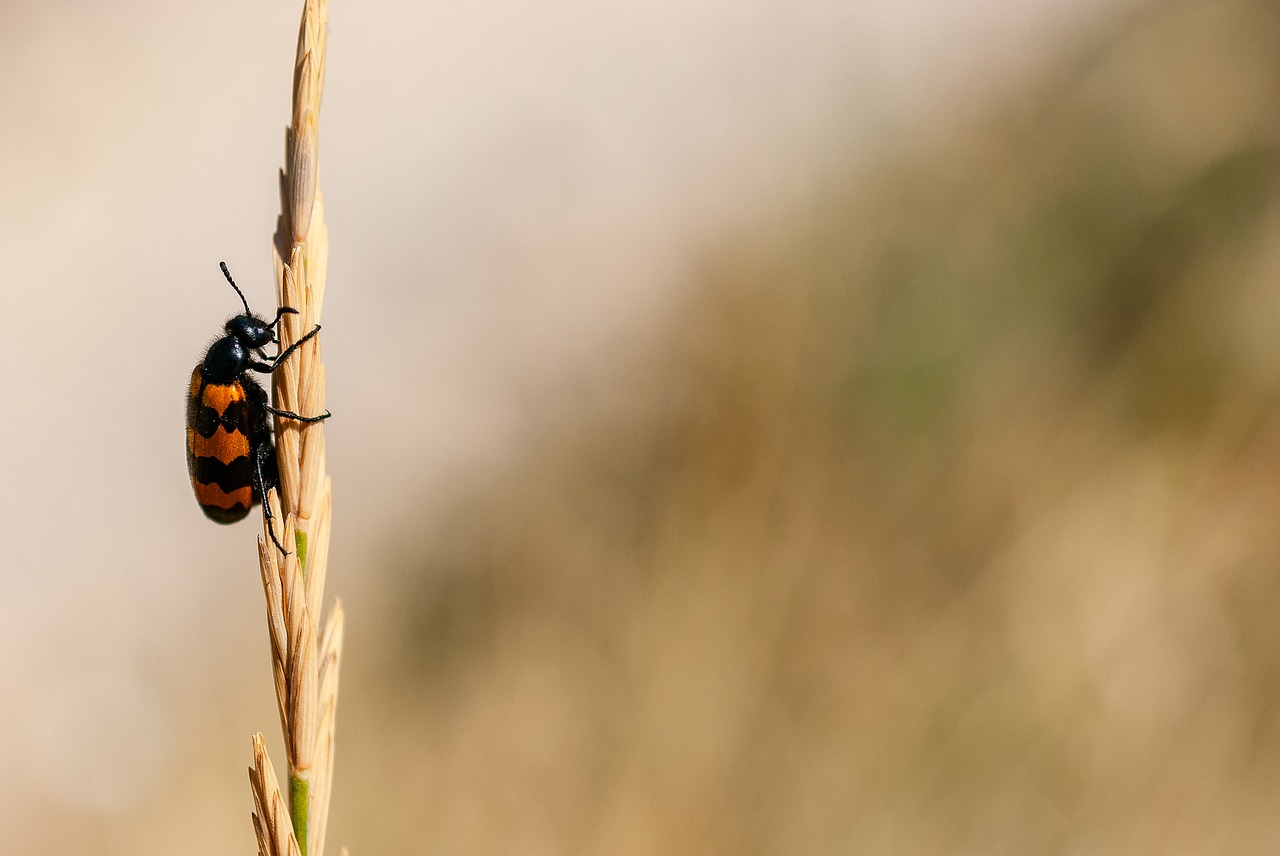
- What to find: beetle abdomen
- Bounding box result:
[186,367,258,523]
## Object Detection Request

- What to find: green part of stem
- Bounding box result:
[295,530,309,577]
[290,774,310,856]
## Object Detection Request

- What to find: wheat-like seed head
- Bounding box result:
[251,1,342,855]
[249,734,302,856]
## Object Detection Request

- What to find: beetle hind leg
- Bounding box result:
[253,445,290,556]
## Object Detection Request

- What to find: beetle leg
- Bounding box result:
[255,448,289,556]
[248,324,322,373]
[271,324,322,369]
[266,405,332,424]
[269,306,300,326]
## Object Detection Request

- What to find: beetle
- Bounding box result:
[186,261,329,553]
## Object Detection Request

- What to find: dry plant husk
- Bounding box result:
[247,1,344,855]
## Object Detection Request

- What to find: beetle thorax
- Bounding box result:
[203,335,248,383]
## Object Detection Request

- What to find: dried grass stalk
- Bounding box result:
[249,734,302,856]
[250,1,343,855]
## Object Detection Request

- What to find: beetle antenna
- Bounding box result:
[219,261,253,315]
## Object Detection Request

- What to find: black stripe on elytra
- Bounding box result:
[193,398,251,439]
[203,503,251,523]
[193,454,254,493]
[203,504,251,523]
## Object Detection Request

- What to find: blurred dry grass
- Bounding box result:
[326,0,1280,853]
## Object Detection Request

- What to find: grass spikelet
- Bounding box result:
[250,0,342,854]
[249,734,302,856]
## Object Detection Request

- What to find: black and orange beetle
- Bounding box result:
[185,262,329,553]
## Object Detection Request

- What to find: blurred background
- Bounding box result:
[3,0,1280,852]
